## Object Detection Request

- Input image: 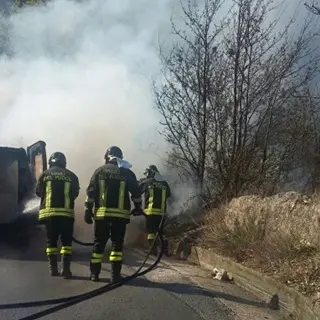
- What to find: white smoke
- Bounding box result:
[22,197,40,214]
[0,0,199,236]
[0,0,177,186]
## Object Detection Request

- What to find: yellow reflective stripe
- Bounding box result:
[147,233,157,240]
[109,251,122,262]
[91,252,104,263]
[161,189,166,212]
[147,186,154,212]
[60,249,72,254]
[39,208,74,214]
[60,246,72,254]
[144,212,164,216]
[95,208,130,214]
[94,213,130,220]
[99,180,107,207]
[118,181,126,210]
[39,213,74,220]
[94,208,130,220]
[110,251,122,257]
[64,182,71,209]
[45,181,52,209]
[110,256,122,261]
[46,247,58,254]
[144,209,164,215]
[92,253,104,259]
[39,208,74,220]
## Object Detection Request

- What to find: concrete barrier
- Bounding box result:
[167,239,320,320]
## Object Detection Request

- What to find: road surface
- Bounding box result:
[0,226,283,320]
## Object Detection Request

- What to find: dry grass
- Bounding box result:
[199,191,320,308]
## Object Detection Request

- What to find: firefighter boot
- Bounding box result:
[48,254,59,277]
[90,262,101,282]
[148,239,158,256]
[61,254,72,279]
[111,261,122,283]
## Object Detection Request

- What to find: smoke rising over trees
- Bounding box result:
[155,0,320,205]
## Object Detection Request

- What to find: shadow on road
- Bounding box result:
[70,275,111,283]
[128,277,268,309]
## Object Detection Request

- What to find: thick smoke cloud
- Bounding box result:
[0,0,176,185]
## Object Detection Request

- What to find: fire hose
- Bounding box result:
[0,216,165,320]
[72,237,94,246]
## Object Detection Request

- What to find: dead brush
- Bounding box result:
[261,232,320,296]
[201,207,268,263]
[262,233,317,264]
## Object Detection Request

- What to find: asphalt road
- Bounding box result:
[0,226,233,320]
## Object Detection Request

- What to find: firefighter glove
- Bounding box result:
[84,210,93,224]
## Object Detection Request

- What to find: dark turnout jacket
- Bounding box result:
[36,166,80,220]
[139,177,171,216]
[85,161,141,222]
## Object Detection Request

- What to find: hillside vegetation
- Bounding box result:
[198,191,320,308]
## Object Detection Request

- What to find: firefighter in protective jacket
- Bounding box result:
[36,152,80,279]
[139,165,171,256]
[84,146,143,282]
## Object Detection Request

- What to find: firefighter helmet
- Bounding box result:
[48,152,67,168]
[104,146,123,162]
[144,165,159,178]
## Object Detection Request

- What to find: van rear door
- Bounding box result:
[27,140,47,182]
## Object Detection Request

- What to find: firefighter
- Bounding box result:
[84,146,143,283]
[36,152,80,279]
[138,165,171,256]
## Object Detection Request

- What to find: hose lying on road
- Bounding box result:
[0,216,165,320]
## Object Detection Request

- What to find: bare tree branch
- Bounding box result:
[156,0,320,201]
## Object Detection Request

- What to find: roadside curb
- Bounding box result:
[168,240,320,320]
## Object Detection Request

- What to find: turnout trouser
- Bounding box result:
[145,215,165,255]
[45,216,74,277]
[90,218,127,281]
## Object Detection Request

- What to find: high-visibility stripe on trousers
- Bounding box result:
[147,233,157,240]
[46,247,58,256]
[91,252,104,264]
[60,246,72,255]
[109,251,122,262]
